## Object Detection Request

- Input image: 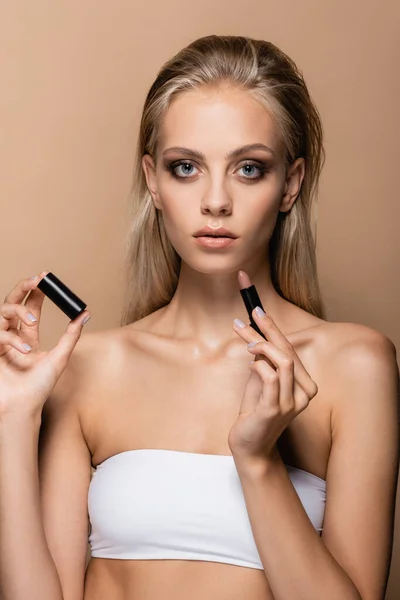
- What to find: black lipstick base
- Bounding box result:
[239,284,267,340]
[37,272,87,320]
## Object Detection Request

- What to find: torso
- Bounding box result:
[81,302,340,599]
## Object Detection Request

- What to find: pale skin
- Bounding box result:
[1,85,398,600]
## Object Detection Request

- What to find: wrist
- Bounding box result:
[232,453,272,480]
[0,408,42,432]
[232,446,283,480]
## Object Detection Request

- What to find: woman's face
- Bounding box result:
[142,86,304,274]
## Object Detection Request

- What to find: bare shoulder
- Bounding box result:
[310,319,398,387]
[315,321,399,418]
[318,320,397,362]
[285,301,395,364]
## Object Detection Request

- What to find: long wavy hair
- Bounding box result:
[120,34,326,326]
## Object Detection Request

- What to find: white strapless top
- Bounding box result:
[88,448,326,570]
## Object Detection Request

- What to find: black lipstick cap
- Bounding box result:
[239,285,267,339]
[37,272,87,320]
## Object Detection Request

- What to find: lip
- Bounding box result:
[194,236,237,249]
[193,226,237,238]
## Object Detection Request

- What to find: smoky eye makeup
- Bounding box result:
[163,158,273,181]
[238,161,271,180]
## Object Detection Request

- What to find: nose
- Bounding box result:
[200,176,233,217]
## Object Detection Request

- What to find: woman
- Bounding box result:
[0,35,398,600]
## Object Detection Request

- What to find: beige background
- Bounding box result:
[1,0,399,596]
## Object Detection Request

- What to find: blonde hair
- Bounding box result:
[120,34,326,326]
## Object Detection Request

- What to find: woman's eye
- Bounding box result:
[238,163,266,179]
[171,162,198,178]
[167,160,268,180]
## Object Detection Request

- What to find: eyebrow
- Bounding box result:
[162,143,276,160]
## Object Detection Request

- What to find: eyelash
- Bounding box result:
[165,160,270,181]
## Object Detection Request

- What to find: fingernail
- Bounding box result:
[234,318,246,328]
[247,341,257,348]
[30,275,39,280]
[82,315,91,325]
[22,343,32,352]
[255,306,265,317]
[26,312,37,322]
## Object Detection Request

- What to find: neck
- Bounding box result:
[157,260,289,354]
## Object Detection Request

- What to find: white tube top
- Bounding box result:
[88,448,326,570]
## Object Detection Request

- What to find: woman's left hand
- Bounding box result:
[228,306,319,468]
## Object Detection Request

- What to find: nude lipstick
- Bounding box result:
[238,271,267,340]
[37,272,87,320]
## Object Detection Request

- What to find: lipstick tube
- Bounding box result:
[37,272,87,320]
[239,285,267,340]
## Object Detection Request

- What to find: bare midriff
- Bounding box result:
[84,557,274,599]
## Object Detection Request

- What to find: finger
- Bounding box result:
[17,292,44,351]
[253,347,295,411]
[239,368,264,415]
[0,330,33,357]
[19,271,51,348]
[3,271,49,331]
[249,357,307,415]
[251,308,294,354]
[247,340,317,400]
[0,303,39,330]
[248,312,318,398]
[233,319,274,368]
[247,340,288,366]
[46,310,91,379]
[293,387,312,412]
[248,359,280,410]
[4,271,49,305]
[19,289,46,349]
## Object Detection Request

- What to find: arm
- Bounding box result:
[235,329,399,600]
[0,412,64,600]
[0,338,93,600]
[38,340,93,600]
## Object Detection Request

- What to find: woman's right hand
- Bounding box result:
[0,272,91,420]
